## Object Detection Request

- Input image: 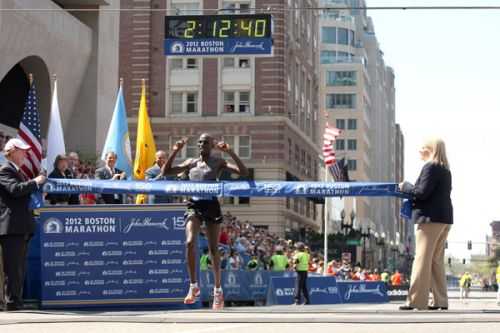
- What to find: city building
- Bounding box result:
[0,0,120,153]
[487,220,500,258]
[120,0,322,235]
[318,0,407,267]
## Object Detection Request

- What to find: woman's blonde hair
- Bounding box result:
[423,137,450,170]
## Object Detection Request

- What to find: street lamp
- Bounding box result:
[340,209,352,235]
[390,240,398,272]
[361,227,370,268]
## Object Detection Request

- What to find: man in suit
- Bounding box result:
[0,138,46,311]
[65,151,81,205]
[95,151,126,204]
[145,150,172,204]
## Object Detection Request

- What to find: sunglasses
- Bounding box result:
[198,140,210,144]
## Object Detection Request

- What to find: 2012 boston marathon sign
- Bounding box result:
[165,14,273,56]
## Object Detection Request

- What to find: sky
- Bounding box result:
[367,0,500,259]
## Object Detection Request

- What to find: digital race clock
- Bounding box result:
[165,14,273,56]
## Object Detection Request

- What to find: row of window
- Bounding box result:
[320,51,355,64]
[326,93,356,109]
[170,57,251,70]
[326,71,356,86]
[336,118,357,130]
[321,27,355,46]
[169,90,251,114]
[335,139,357,151]
[170,1,251,15]
[170,135,251,159]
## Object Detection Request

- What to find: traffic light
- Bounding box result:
[448,257,452,266]
[445,241,448,249]
[462,258,466,265]
[467,240,472,250]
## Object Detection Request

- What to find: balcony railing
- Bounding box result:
[327,78,357,86]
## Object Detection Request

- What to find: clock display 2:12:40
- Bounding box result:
[183,17,270,38]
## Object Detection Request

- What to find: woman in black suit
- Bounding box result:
[399,138,453,311]
[45,154,70,205]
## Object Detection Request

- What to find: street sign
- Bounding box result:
[165,14,273,56]
[346,239,361,246]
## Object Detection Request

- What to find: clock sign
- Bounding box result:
[165,14,273,56]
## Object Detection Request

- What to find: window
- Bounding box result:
[348,139,357,150]
[294,144,300,168]
[170,58,198,70]
[169,92,198,114]
[222,135,251,159]
[348,159,357,171]
[320,51,336,64]
[171,1,201,15]
[222,1,251,14]
[336,119,345,129]
[170,136,197,159]
[288,138,293,161]
[326,71,356,86]
[223,57,250,68]
[223,91,251,113]
[321,27,336,43]
[338,28,349,45]
[348,119,357,130]
[170,92,183,114]
[336,139,345,150]
[326,94,356,109]
[186,93,197,113]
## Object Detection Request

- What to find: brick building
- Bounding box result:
[119,0,322,234]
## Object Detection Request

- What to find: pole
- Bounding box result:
[323,167,328,275]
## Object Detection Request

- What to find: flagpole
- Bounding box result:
[323,166,329,275]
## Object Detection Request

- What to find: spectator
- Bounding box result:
[269,247,289,272]
[0,138,46,311]
[459,271,472,300]
[95,151,126,204]
[391,270,402,286]
[65,152,80,205]
[145,150,172,204]
[228,249,242,271]
[200,248,211,272]
[45,154,71,205]
[0,131,6,165]
[247,255,260,271]
[381,269,390,284]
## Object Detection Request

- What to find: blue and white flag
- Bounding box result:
[101,82,132,177]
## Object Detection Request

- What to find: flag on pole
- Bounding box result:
[322,123,348,182]
[101,79,132,177]
[17,77,42,179]
[134,79,156,204]
[46,77,66,174]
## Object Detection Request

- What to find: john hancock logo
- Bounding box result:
[123,217,169,234]
[44,218,63,234]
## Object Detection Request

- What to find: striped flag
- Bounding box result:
[322,123,347,182]
[17,81,42,179]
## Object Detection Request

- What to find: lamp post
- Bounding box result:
[390,240,398,272]
[361,227,370,268]
[376,232,386,270]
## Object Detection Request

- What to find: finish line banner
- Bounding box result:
[43,179,410,199]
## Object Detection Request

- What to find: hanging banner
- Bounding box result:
[43,179,410,199]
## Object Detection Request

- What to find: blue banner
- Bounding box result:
[165,38,273,56]
[39,205,198,309]
[265,275,343,305]
[43,179,410,199]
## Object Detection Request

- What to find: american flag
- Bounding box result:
[322,123,347,182]
[17,81,42,179]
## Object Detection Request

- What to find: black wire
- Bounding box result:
[1,6,500,12]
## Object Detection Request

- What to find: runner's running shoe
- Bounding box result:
[212,290,224,310]
[183,285,200,305]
